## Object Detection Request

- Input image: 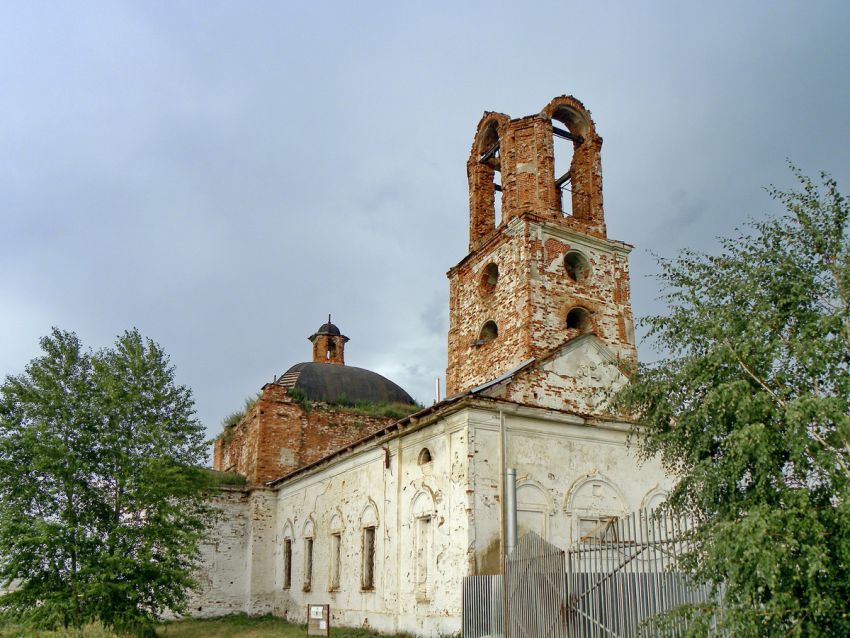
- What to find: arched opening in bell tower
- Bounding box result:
[551,105,590,218]
[477,120,502,226]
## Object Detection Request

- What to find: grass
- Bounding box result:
[218,394,262,442]
[326,397,423,420]
[200,468,247,488]
[0,622,117,638]
[0,616,405,638]
[157,615,397,638]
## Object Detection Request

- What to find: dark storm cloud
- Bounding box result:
[1,0,848,444]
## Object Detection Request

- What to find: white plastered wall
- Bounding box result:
[264,410,471,637]
[467,404,671,570]
[189,401,670,636]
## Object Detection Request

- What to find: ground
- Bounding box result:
[0,615,407,638]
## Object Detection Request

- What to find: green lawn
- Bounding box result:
[0,615,403,638]
[157,615,398,638]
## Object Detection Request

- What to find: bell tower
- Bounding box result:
[309,316,349,365]
[446,96,637,396]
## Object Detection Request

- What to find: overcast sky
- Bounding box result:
[2,1,849,446]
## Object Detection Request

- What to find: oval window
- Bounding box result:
[481,263,499,293]
[564,251,590,282]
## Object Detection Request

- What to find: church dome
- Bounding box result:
[312,320,341,337]
[277,362,415,405]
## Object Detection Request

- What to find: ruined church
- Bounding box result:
[198,95,670,636]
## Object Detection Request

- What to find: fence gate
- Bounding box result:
[505,532,567,638]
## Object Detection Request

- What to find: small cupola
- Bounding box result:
[309,315,349,365]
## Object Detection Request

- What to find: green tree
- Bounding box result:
[616,169,850,636]
[0,329,215,636]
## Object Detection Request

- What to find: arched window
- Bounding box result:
[328,510,344,592]
[417,447,432,465]
[480,262,499,294]
[516,481,554,540]
[302,518,315,592]
[550,104,590,218]
[359,501,379,591]
[564,251,590,282]
[564,473,628,545]
[281,520,294,590]
[475,320,498,346]
[477,121,502,226]
[566,307,592,333]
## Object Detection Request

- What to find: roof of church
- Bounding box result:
[277,361,415,405]
[308,315,347,342]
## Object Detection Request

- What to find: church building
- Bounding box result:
[197,95,670,637]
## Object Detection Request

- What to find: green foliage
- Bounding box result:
[218,394,261,443]
[615,169,850,636]
[0,329,216,636]
[199,468,246,488]
[0,620,118,637]
[328,397,422,420]
[285,386,310,412]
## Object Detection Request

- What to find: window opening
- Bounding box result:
[481,263,499,294]
[474,320,498,346]
[566,307,592,333]
[329,532,341,590]
[303,537,313,592]
[552,118,583,217]
[283,538,292,589]
[417,448,432,465]
[477,123,502,227]
[494,168,503,225]
[564,251,590,282]
[361,526,376,590]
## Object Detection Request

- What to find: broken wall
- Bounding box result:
[213,384,397,484]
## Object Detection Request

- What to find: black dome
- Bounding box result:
[314,322,341,337]
[277,362,415,405]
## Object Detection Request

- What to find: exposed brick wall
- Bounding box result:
[310,334,347,365]
[446,96,635,397]
[213,384,396,484]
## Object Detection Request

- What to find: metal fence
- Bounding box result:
[565,509,715,637]
[462,509,716,638]
[506,533,567,638]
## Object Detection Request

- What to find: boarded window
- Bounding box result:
[329,532,341,591]
[303,537,313,592]
[415,516,431,593]
[361,526,376,590]
[283,538,292,589]
[579,516,618,543]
